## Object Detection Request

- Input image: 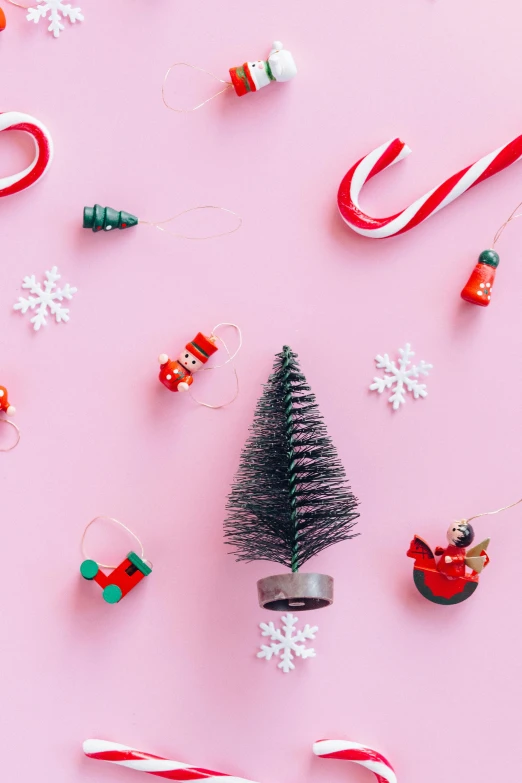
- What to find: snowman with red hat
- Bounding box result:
[158,332,218,393]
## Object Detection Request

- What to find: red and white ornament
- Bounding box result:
[0,111,53,198]
[0,386,15,417]
[229,41,297,97]
[0,384,19,451]
[313,739,397,783]
[338,135,522,238]
[158,331,218,393]
[163,43,296,113]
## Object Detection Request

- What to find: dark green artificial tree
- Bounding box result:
[225,346,359,611]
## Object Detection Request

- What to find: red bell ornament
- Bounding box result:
[461,249,499,306]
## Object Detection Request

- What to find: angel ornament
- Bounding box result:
[407,522,490,605]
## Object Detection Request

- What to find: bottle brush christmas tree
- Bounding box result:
[225,346,359,611]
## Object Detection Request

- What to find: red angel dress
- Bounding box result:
[435,545,467,579]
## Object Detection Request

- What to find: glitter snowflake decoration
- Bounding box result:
[14,266,78,331]
[27,1,84,39]
[257,613,318,673]
[369,343,433,411]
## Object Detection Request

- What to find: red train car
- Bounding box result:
[80,551,152,603]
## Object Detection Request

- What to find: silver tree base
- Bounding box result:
[257,573,334,611]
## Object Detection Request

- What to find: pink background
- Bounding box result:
[1,1,521,781]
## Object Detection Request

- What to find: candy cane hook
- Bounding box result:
[313,739,397,783]
[84,739,397,783]
[83,739,260,782]
[0,111,53,197]
[338,136,522,238]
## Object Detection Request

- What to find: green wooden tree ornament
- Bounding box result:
[83,204,139,232]
[225,346,360,611]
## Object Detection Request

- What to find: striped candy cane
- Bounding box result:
[337,135,522,238]
[313,739,397,783]
[0,111,53,198]
[83,740,260,783]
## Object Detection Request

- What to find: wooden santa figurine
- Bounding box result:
[0,386,15,416]
[158,332,218,392]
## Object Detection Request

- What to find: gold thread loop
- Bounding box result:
[140,205,242,241]
[162,62,234,113]
[463,498,522,526]
[0,418,20,452]
[492,199,522,247]
[81,516,146,570]
[189,323,242,409]
[5,0,33,8]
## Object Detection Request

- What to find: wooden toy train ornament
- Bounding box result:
[407,522,490,605]
[158,331,218,393]
[80,553,152,604]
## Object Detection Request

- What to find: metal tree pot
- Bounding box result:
[257,572,334,611]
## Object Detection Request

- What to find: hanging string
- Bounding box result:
[81,516,147,570]
[189,322,242,409]
[5,0,32,7]
[162,63,234,113]
[0,418,20,452]
[140,206,242,241]
[458,497,522,526]
[492,199,522,248]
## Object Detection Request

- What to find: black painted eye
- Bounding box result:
[192,360,196,364]
[453,528,456,532]
[185,354,189,358]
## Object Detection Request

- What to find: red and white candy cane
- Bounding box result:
[83,739,260,782]
[0,111,53,197]
[313,739,397,783]
[338,135,522,238]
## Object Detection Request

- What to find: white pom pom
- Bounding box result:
[158,353,169,365]
[6,405,15,417]
[272,40,283,50]
[178,382,190,392]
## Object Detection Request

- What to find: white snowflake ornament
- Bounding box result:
[27,1,84,39]
[257,613,318,673]
[14,266,78,331]
[370,343,433,411]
